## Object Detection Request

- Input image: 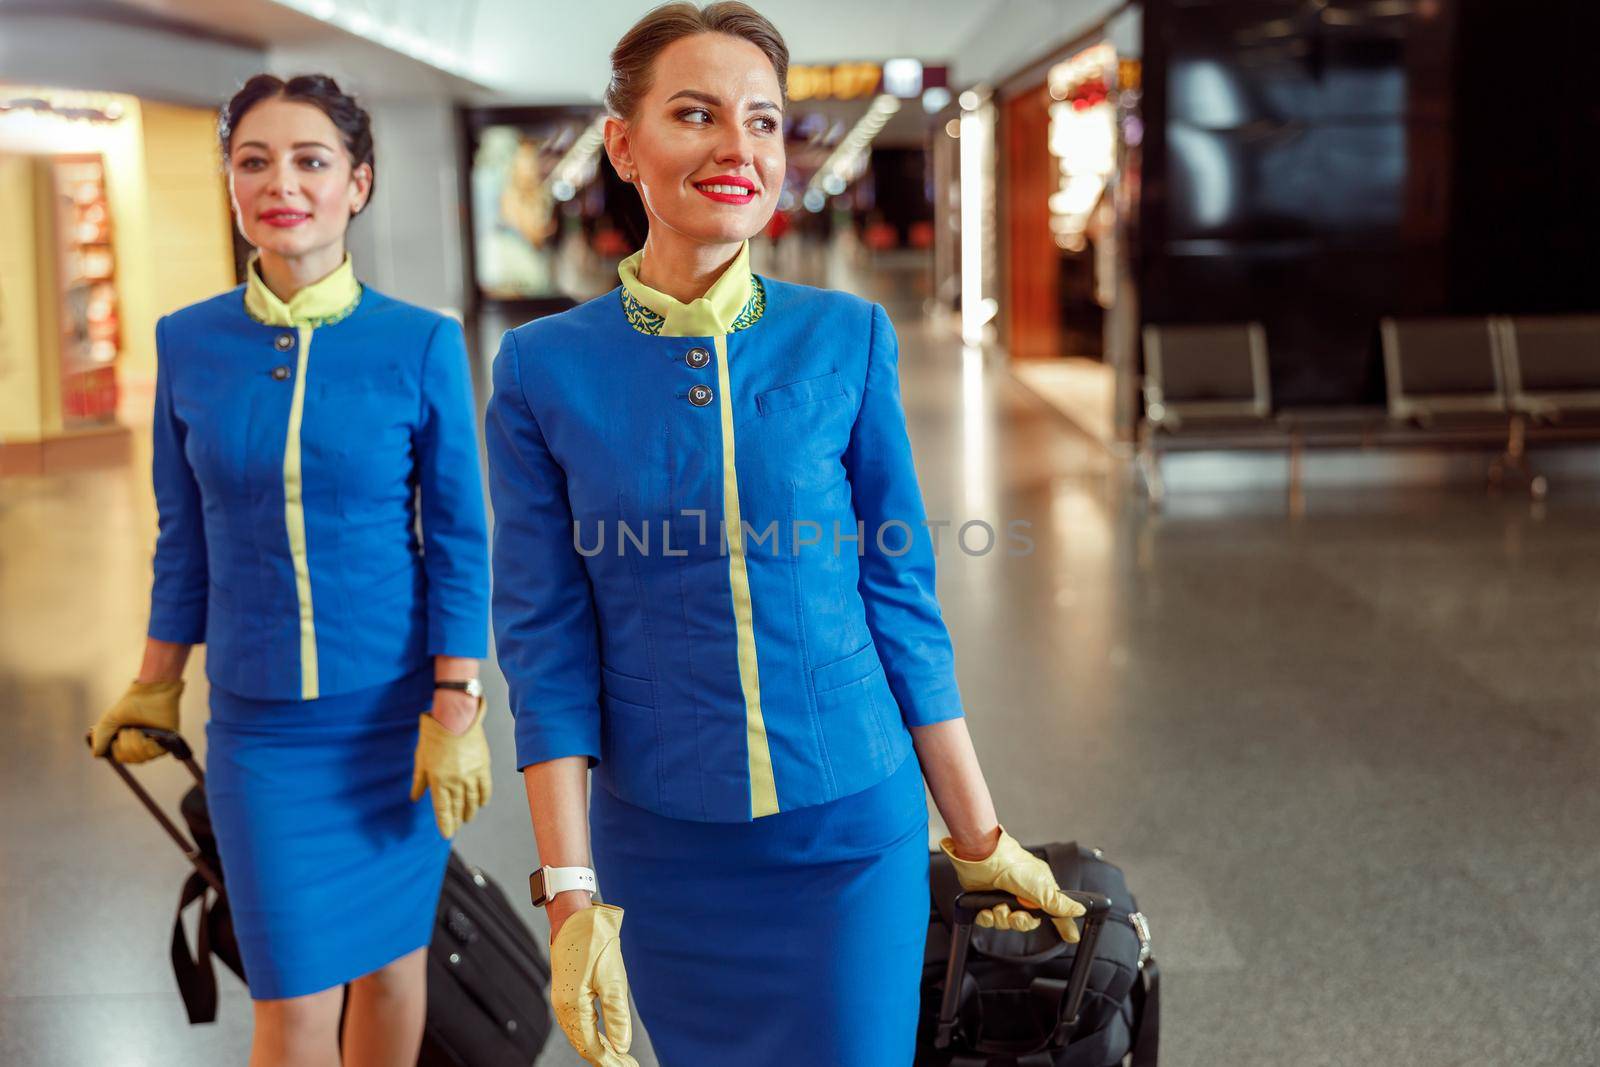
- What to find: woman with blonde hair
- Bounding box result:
[487,5,1084,1064]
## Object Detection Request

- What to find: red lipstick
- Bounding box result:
[260,208,310,228]
[693,175,756,205]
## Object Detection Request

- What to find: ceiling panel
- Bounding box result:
[96,0,1120,101]
[466,0,1009,100]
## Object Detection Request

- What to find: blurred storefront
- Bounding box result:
[999,24,1143,445]
[934,5,1145,445]
[0,85,234,475]
[463,107,624,317]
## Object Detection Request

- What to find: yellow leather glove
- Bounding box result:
[550,904,638,1066]
[410,699,492,839]
[89,680,184,763]
[940,827,1087,943]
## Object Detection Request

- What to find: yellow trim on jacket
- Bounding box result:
[616,242,779,818]
[244,255,363,699]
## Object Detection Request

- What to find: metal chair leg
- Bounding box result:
[1287,431,1305,518]
[1137,434,1164,510]
[1491,415,1547,498]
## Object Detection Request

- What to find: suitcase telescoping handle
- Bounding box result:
[85,727,222,896]
[934,888,1113,1055]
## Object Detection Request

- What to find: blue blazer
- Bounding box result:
[486,268,964,824]
[147,283,490,701]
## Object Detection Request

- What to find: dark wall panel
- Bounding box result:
[1139,0,1596,407]
[1448,3,1600,313]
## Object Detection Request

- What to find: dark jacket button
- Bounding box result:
[274,333,295,351]
[272,366,291,381]
[688,384,714,407]
[685,347,710,369]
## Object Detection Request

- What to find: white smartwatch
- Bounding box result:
[529,865,597,908]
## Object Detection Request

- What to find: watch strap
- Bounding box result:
[531,865,597,907]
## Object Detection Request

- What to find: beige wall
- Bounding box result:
[0,87,150,436]
[0,155,43,443]
[125,99,236,423]
[0,89,234,437]
[140,100,235,319]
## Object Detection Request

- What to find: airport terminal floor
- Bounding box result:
[3,258,1598,1066]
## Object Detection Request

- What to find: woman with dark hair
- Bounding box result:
[90,74,492,1066]
[487,4,1085,1065]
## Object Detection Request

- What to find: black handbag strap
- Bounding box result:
[171,871,219,1024]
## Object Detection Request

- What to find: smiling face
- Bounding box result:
[226,96,371,263]
[605,32,785,249]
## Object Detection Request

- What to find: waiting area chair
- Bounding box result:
[1139,313,1600,507]
[1138,322,1275,505]
[1496,315,1600,424]
[1378,316,1506,427]
[1489,314,1600,496]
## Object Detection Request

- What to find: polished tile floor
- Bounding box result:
[3,254,1597,1065]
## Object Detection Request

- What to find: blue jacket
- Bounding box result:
[486,242,963,823]
[147,258,490,701]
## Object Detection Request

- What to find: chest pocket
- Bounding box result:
[738,368,854,495]
[755,370,845,416]
[315,362,412,410]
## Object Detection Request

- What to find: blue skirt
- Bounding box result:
[205,666,448,1000]
[589,749,931,1067]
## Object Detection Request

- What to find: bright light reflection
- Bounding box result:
[959,106,988,345]
[961,345,990,517]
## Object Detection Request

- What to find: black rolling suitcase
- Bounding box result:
[918,841,1160,1067]
[92,726,553,1064]
[420,851,554,1066]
